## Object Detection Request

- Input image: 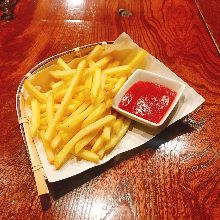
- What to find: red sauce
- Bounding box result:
[118,81,177,124]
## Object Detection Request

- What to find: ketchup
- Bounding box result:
[118,81,176,124]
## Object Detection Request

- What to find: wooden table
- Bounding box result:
[0,0,219,219]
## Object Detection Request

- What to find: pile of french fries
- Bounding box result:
[24,45,147,169]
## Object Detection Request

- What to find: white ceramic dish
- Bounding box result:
[112,69,185,127]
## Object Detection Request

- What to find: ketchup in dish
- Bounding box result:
[118,81,177,124]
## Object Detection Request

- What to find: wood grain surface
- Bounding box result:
[195,0,220,53]
[0,0,220,219]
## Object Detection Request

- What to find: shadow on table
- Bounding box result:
[41,118,194,206]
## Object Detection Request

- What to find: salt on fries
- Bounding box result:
[24,45,147,169]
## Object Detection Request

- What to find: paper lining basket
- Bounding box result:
[16,41,113,196]
[15,34,204,195]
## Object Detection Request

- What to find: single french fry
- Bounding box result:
[129,49,147,69]
[105,118,131,151]
[51,132,62,150]
[50,69,76,80]
[63,102,90,123]
[57,58,72,70]
[87,45,104,61]
[93,56,112,69]
[46,92,55,125]
[39,131,55,164]
[58,105,94,130]
[100,73,107,90]
[24,80,47,103]
[93,107,112,147]
[91,68,101,103]
[50,80,64,89]
[65,102,83,115]
[91,135,104,153]
[54,115,116,168]
[76,150,99,163]
[72,130,99,155]
[60,128,80,144]
[45,59,87,141]
[40,102,82,114]
[85,73,93,89]
[52,82,76,102]
[30,99,40,137]
[81,103,106,128]
[75,89,91,102]
[51,81,71,94]
[106,77,119,84]
[102,65,131,77]
[102,125,111,141]
[89,130,101,146]
[113,116,124,134]
[68,56,84,68]
[112,77,127,95]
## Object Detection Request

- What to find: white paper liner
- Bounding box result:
[24,33,205,182]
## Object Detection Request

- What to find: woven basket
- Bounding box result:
[16,41,113,196]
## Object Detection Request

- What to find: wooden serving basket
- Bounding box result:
[16,41,113,196]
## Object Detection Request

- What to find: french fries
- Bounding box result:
[81,103,106,128]
[97,147,105,159]
[46,92,55,125]
[45,59,86,142]
[24,44,147,169]
[30,99,40,137]
[39,131,55,164]
[129,49,147,69]
[50,69,76,80]
[24,80,47,103]
[57,58,72,70]
[102,125,111,141]
[72,130,99,155]
[55,115,116,168]
[91,68,101,103]
[87,45,104,61]
[51,132,62,150]
[58,105,94,131]
[105,117,131,151]
[102,65,131,77]
[76,150,99,163]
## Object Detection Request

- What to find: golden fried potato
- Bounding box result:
[45,60,87,142]
[30,99,40,137]
[25,44,147,169]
